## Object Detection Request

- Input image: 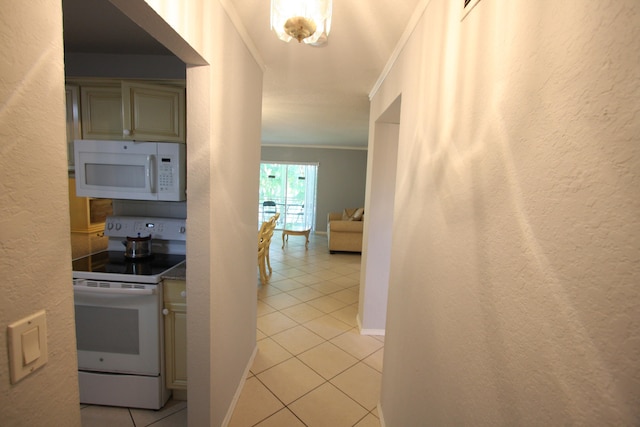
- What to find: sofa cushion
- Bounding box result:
[329,219,363,233]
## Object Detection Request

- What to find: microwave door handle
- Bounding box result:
[147,155,156,194]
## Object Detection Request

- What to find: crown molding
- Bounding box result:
[369,0,432,100]
[218,0,266,72]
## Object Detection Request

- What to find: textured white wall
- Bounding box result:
[375,0,640,425]
[0,2,81,425]
[359,121,399,332]
[120,1,264,425]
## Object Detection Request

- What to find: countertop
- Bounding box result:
[163,262,186,281]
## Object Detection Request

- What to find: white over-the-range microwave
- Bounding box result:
[74,139,186,201]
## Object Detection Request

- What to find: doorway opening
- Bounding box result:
[258,162,318,230]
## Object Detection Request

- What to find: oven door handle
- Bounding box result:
[74,286,156,296]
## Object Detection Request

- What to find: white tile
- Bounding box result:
[363,348,384,373]
[148,407,188,427]
[330,329,384,360]
[270,278,307,291]
[257,311,298,336]
[330,303,359,327]
[130,399,187,426]
[307,295,348,313]
[254,408,306,427]
[354,413,381,427]
[298,341,358,380]
[310,281,345,295]
[331,363,382,410]
[261,293,303,310]
[331,275,359,287]
[271,325,324,355]
[257,300,277,316]
[280,302,325,324]
[287,286,325,302]
[257,358,325,404]
[304,314,353,340]
[228,377,284,427]
[257,285,283,300]
[292,273,324,286]
[313,269,344,280]
[288,383,368,427]
[330,288,360,304]
[251,337,293,374]
[80,405,134,427]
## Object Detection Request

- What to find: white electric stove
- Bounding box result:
[72,216,186,409]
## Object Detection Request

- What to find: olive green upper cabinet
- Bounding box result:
[122,82,186,143]
[80,82,186,143]
[80,85,124,140]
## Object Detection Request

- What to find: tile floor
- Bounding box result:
[229,232,383,427]
[80,399,187,426]
[81,232,383,427]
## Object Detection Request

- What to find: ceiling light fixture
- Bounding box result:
[270,0,332,45]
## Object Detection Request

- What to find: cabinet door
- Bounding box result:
[65,85,81,168]
[80,86,123,140]
[165,305,187,389]
[164,280,187,391]
[122,82,185,142]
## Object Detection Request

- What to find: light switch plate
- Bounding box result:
[7,310,48,384]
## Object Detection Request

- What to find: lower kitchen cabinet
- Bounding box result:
[163,279,187,399]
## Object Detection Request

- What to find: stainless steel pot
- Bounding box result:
[123,233,152,259]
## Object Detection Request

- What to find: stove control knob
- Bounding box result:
[162,309,169,316]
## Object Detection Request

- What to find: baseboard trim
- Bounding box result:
[378,402,387,427]
[222,344,258,426]
[357,314,386,336]
[360,327,386,336]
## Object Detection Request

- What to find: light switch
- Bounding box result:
[22,327,41,365]
[7,310,48,384]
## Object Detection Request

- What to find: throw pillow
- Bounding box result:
[342,208,356,220]
[352,208,364,221]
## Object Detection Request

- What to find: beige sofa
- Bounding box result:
[327,208,364,253]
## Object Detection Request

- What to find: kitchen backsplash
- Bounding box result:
[112,200,187,219]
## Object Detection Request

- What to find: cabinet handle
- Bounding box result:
[123,129,131,136]
[162,308,170,316]
[180,291,187,298]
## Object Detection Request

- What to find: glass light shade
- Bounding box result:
[271,0,332,45]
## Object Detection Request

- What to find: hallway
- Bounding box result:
[79,233,383,426]
[229,233,384,426]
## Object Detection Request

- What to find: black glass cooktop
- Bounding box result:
[72,251,186,276]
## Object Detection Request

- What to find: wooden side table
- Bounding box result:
[282,227,311,249]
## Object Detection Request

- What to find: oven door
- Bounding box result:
[73,279,162,376]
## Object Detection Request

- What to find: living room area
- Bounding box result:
[260,145,368,236]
